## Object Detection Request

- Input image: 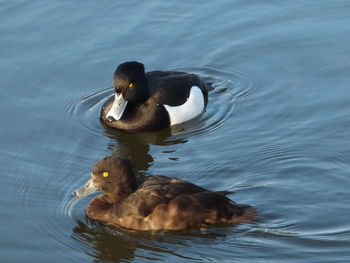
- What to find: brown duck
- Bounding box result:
[73,156,257,231]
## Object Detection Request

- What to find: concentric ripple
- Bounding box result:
[58,193,264,262]
[167,65,257,138]
[65,86,112,137]
[64,66,257,141]
[59,66,259,262]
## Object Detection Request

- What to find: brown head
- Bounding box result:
[73,157,137,203]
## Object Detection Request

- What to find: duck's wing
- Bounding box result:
[114,176,205,218]
[113,176,256,230]
[144,190,256,230]
[140,176,206,197]
[146,71,206,107]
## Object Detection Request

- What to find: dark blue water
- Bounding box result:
[1,1,350,262]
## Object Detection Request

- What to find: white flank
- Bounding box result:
[164,86,204,126]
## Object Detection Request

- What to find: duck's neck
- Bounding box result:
[100,179,137,204]
[102,192,126,204]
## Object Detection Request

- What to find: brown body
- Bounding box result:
[74,157,257,231]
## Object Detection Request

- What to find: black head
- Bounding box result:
[91,157,137,203]
[114,61,149,104]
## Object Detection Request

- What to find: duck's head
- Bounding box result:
[73,157,137,203]
[106,61,149,122]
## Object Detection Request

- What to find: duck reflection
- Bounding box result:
[101,124,188,174]
[72,217,226,262]
[71,104,221,262]
[72,219,137,262]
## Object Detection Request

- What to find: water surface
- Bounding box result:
[1,1,350,262]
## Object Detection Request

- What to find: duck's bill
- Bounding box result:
[72,177,98,198]
[106,93,128,122]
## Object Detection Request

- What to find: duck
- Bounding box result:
[100,61,209,132]
[73,156,257,231]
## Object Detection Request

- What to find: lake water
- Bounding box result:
[1,1,350,262]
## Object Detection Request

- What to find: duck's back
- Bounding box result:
[113,176,256,230]
[146,71,208,107]
[114,176,204,218]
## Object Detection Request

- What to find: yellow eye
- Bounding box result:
[129,83,133,88]
[102,172,109,177]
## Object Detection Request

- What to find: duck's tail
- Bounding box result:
[204,82,214,92]
[234,205,258,223]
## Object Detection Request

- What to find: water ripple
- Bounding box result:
[167,65,257,138]
[64,66,257,142]
[65,87,111,138]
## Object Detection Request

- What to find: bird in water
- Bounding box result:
[73,156,257,231]
[100,61,209,132]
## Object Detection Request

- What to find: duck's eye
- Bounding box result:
[102,172,109,177]
[129,83,133,88]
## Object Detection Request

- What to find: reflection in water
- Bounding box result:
[72,217,229,262]
[65,66,252,175]
[2,0,350,261]
[72,219,137,262]
[102,125,188,174]
[66,66,256,262]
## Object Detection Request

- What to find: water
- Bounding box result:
[1,1,350,262]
